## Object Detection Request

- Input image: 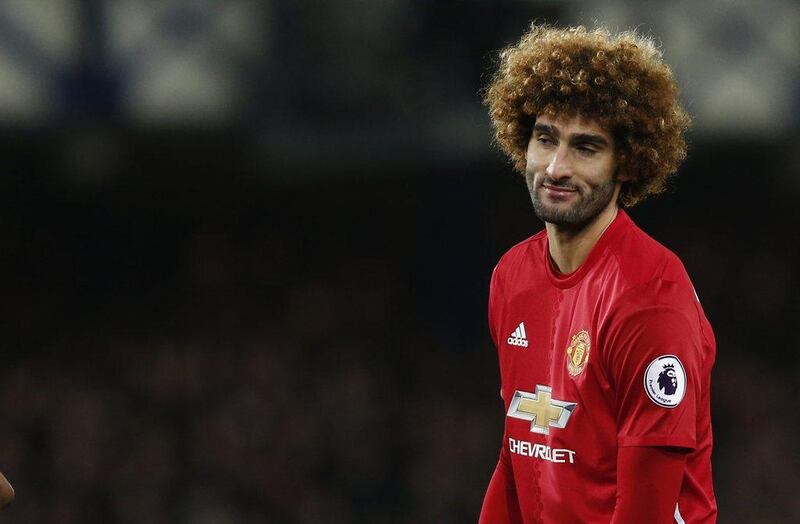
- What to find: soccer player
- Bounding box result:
[479,25,716,523]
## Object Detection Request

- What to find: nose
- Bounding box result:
[545,144,572,180]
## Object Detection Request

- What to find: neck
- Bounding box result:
[546,203,619,274]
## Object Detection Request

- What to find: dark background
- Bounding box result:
[0,1,798,523]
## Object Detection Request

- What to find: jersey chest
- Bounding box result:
[496,279,614,417]
[496,278,621,478]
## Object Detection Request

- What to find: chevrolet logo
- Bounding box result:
[507,385,577,435]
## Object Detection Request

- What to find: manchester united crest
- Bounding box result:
[566,330,591,377]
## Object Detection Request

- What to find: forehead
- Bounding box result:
[535,113,611,139]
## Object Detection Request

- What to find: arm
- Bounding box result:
[481,263,523,522]
[610,446,685,524]
[0,472,14,508]
[479,444,523,524]
[604,284,704,523]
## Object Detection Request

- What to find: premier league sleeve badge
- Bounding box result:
[644,355,687,408]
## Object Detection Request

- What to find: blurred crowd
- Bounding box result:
[0,171,502,523]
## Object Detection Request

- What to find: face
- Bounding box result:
[525,114,621,228]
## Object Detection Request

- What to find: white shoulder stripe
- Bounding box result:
[674,503,685,524]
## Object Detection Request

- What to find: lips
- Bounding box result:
[542,183,578,198]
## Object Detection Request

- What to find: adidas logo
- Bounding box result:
[507,322,529,347]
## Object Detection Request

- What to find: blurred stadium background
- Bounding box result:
[0,0,798,522]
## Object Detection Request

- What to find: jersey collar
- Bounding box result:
[544,209,631,289]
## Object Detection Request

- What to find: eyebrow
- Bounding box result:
[533,123,611,148]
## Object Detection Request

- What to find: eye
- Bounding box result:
[576,145,597,155]
[536,134,555,146]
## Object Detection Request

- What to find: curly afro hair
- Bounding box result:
[484,24,691,207]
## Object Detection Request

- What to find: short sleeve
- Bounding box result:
[605,296,701,451]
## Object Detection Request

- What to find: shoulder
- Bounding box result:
[604,219,701,326]
[612,220,690,290]
[610,215,697,326]
[493,229,547,282]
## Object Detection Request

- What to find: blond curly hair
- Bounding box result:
[483,24,691,207]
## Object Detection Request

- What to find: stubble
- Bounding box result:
[527,175,617,228]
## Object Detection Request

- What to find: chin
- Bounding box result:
[532,199,579,224]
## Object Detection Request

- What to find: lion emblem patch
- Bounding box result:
[644,355,686,408]
[566,330,591,377]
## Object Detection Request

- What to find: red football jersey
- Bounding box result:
[481,210,717,523]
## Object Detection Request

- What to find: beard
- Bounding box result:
[527,174,617,228]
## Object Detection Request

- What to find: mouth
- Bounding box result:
[541,183,578,199]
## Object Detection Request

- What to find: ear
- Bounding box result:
[616,169,634,182]
[614,160,634,183]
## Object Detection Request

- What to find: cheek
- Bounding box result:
[524,154,548,182]
[523,154,543,180]
[525,140,550,171]
[523,171,536,192]
[525,168,547,193]
[584,162,617,189]
[600,156,619,183]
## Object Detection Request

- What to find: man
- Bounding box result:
[479,25,716,523]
